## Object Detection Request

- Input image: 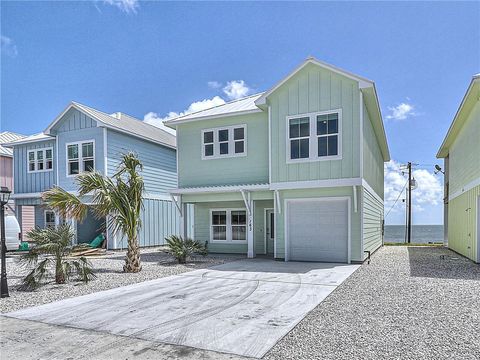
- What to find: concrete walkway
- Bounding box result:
[4,259,359,358]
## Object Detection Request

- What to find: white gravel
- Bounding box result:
[0,247,243,314]
[265,246,480,360]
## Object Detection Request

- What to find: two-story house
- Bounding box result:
[5,102,183,249]
[437,74,480,263]
[167,57,390,263]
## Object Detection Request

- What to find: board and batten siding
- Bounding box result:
[54,108,97,133]
[269,62,361,183]
[13,140,56,194]
[448,100,480,196]
[107,130,177,194]
[176,112,269,188]
[362,187,384,259]
[363,102,384,198]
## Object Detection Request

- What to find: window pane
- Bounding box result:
[29,162,35,171]
[219,129,229,142]
[300,138,309,158]
[68,144,78,159]
[328,135,338,156]
[37,151,43,160]
[234,141,244,154]
[204,131,213,144]
[213,226,227,240]
[328,118,338,134]
[290,139,300,159]
[84,159,94,172]
[28,152,35,161]
[204,144,214,157]
[46,160,53,170]
[318,137,328,157]
[220,142,229,155]
[69,161,79,175]
[82,142,93,158]
[45,149,52,159]
[212,211,226,225]
[231,211,246,225]
[289,117,309,138]
[317,115,328,135]
[232,226,246,241]
[234,127,244,140]
[37,162,44,170]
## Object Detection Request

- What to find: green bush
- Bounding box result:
[165,235,208,264]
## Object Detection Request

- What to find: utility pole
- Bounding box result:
[407,162,412,244]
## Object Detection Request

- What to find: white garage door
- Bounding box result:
[287,199,349,262]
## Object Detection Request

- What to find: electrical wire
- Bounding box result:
[384,179,409,219]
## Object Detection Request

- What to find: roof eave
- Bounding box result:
[2,135,55,147]
[165,108,263,127]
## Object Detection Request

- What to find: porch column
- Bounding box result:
[247,198,255,259]
[180,202,188,238]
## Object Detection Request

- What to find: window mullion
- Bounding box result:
[229,127,234,156]
[310,115,315,160]
[227,210,232,242]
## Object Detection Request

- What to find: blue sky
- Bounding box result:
[1,1,479,225]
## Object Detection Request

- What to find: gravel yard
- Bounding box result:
[0,247,243,314]
[265,246,480,360]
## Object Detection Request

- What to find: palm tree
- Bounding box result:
[42,152,145,273]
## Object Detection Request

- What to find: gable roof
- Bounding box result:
[164,93,264,126]
[437,74,480,158]
[0,131,26,156]
[45,102,176,149]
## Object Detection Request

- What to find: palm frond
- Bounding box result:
[42,187,88,221]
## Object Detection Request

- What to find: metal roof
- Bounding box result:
[2,132,53,148]
[165,93,264,126]
[0,131,26,156]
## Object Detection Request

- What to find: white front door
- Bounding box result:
[266,209,275,255]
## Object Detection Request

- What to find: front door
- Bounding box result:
[266,209,275,255]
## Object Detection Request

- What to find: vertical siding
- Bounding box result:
[362,187,384,258]
[177,112,269,188]
[13,140,56,194]
[34,205,46,228]
[54,108,97,133]
[107,130,177,194]
[363,102,385,197]
[270,63,361,183]
[448,186,479,262]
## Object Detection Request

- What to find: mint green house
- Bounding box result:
[166,58,390,263]
[437,74,480,263]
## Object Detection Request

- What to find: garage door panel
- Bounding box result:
[288,199,348,262]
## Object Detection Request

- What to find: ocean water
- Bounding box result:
[384,225,444,244]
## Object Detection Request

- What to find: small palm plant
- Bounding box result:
[165,235,208,264]
[20,224,95,290]
[43,152,144,273]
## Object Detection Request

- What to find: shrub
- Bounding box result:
[165,235,208,264]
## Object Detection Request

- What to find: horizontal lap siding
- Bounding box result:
[362,187,383,257]
[14,140,56,194]
[363,103,384,197]
[107,130,177,194]
[21,206,35,241]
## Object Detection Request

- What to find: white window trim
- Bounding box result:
[201,124,247,160]
[66,140,95,177]
[209,208,248,244]
[286,109,342,164]
[44,210,56,228]
[27,147,54,173]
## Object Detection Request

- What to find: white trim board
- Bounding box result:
[448,177,480,202]
[270,178,362,190]
[165,109,263,126]
[170,184,270,195]
[361,179,384,205]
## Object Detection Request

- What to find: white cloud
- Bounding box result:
[1,35,18,57]
[144,96,226,133]
[386,102,416,120]
[223,80,251,100]
[103,0,139,14]
[208,81,222,89]
[384,160,443,214]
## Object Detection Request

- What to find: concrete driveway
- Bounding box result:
[5,259,359,358]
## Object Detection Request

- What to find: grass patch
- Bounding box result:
[384,242,443,247]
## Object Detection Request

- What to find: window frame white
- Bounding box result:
[66,140,95,177]
[209,208,248,244]
[27,147,54,173]
[286,109,342,164]
[44,210,56,229]
[201,124,247,160]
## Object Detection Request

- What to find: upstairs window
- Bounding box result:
[202,125,246,159]
[287,110,342,162]
[27,147,53,173]
[67,140,95,176]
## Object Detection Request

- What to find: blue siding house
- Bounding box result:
[5,102,182,249]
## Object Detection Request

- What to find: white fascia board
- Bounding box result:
[165,109,263,127]
[170,184,270,195]
[11,192,43,199]
[448,177,480,202]
[270,178,362,190]
[361,179,384,204]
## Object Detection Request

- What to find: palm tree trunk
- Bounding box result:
[55,258,66,284]
[124,236,142,272]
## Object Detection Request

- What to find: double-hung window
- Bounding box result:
[67,140,95,176]
[44,210,56,229]
[27,148,53,173]
[202,125,246,159]
[210,209,247,243]
[287,109,341,162]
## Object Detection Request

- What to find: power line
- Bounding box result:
[385,179,408,219]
